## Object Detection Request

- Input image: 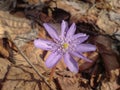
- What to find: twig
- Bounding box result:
[5,31,54,90]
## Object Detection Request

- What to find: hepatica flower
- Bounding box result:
[34,20,96,73]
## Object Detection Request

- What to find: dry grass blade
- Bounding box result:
[4,31,54,90]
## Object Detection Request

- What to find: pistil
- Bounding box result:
[62,43,69,49]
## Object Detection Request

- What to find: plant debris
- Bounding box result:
[0,0,120,90]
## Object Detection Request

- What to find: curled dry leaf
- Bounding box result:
[0,38,17,64]
[52,7,71,22]
[93,35,120,77]
[76,22,99,35]
[79,52,98,71]
[50,0,90,22]
[0,39,9,58]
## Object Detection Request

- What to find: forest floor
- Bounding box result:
[0,0,120,90]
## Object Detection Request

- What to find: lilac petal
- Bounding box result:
[43,23,59,40]
[34,39,54,50]
[76,44,96,52]
[61,20,68,37]
[45,51,62,68]
[66,23,76,37]
[64,52,79,73]
[70,52,92,62]
[72,33,87,40]
[72,35,89,44]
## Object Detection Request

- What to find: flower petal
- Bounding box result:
[34,39,54,50]
[72,33,87,40]
[72,35,89,44]
[43,23,59,40]
[64,52,79,73]
[45,51,62,68]
[76,44,96,52]
[61,20,68,37]
[70,51,92,62]
[66,23,76,37]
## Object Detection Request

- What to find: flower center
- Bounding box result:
[62,43,69,49]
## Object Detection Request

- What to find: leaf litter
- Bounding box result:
[0,0,120,90]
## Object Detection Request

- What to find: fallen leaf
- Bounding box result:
[1,65,52,90]
[79,52,98,71]
[0,58,11,81]
[93,35,120,76]
[0,39,9,58]
[52,7,70,22]
[96,10,117,35]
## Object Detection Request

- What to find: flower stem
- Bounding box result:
[49,66,56,82]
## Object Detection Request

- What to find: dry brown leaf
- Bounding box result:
[0,11,31,34]
[24,7,53,24]
[52,7,70,22]
[0,42,9,58]
[96,10,117,35]
[101,70,120,90]
[79,52,98,71]
[13,42,45,71]
[114,28,120,41]
[26,0,41,4]
[0,38,17,64]
[0,11,39,47]
[1,65,54,90]
[109,11,120,25]
[93,35,120,76]
[0,58,11,81]
[111,0,120,13]
[50,0,90,22]
[56,76,80,90]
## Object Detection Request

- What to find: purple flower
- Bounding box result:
[34,20,96,73]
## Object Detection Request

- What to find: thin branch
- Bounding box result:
[5,31,54,90]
